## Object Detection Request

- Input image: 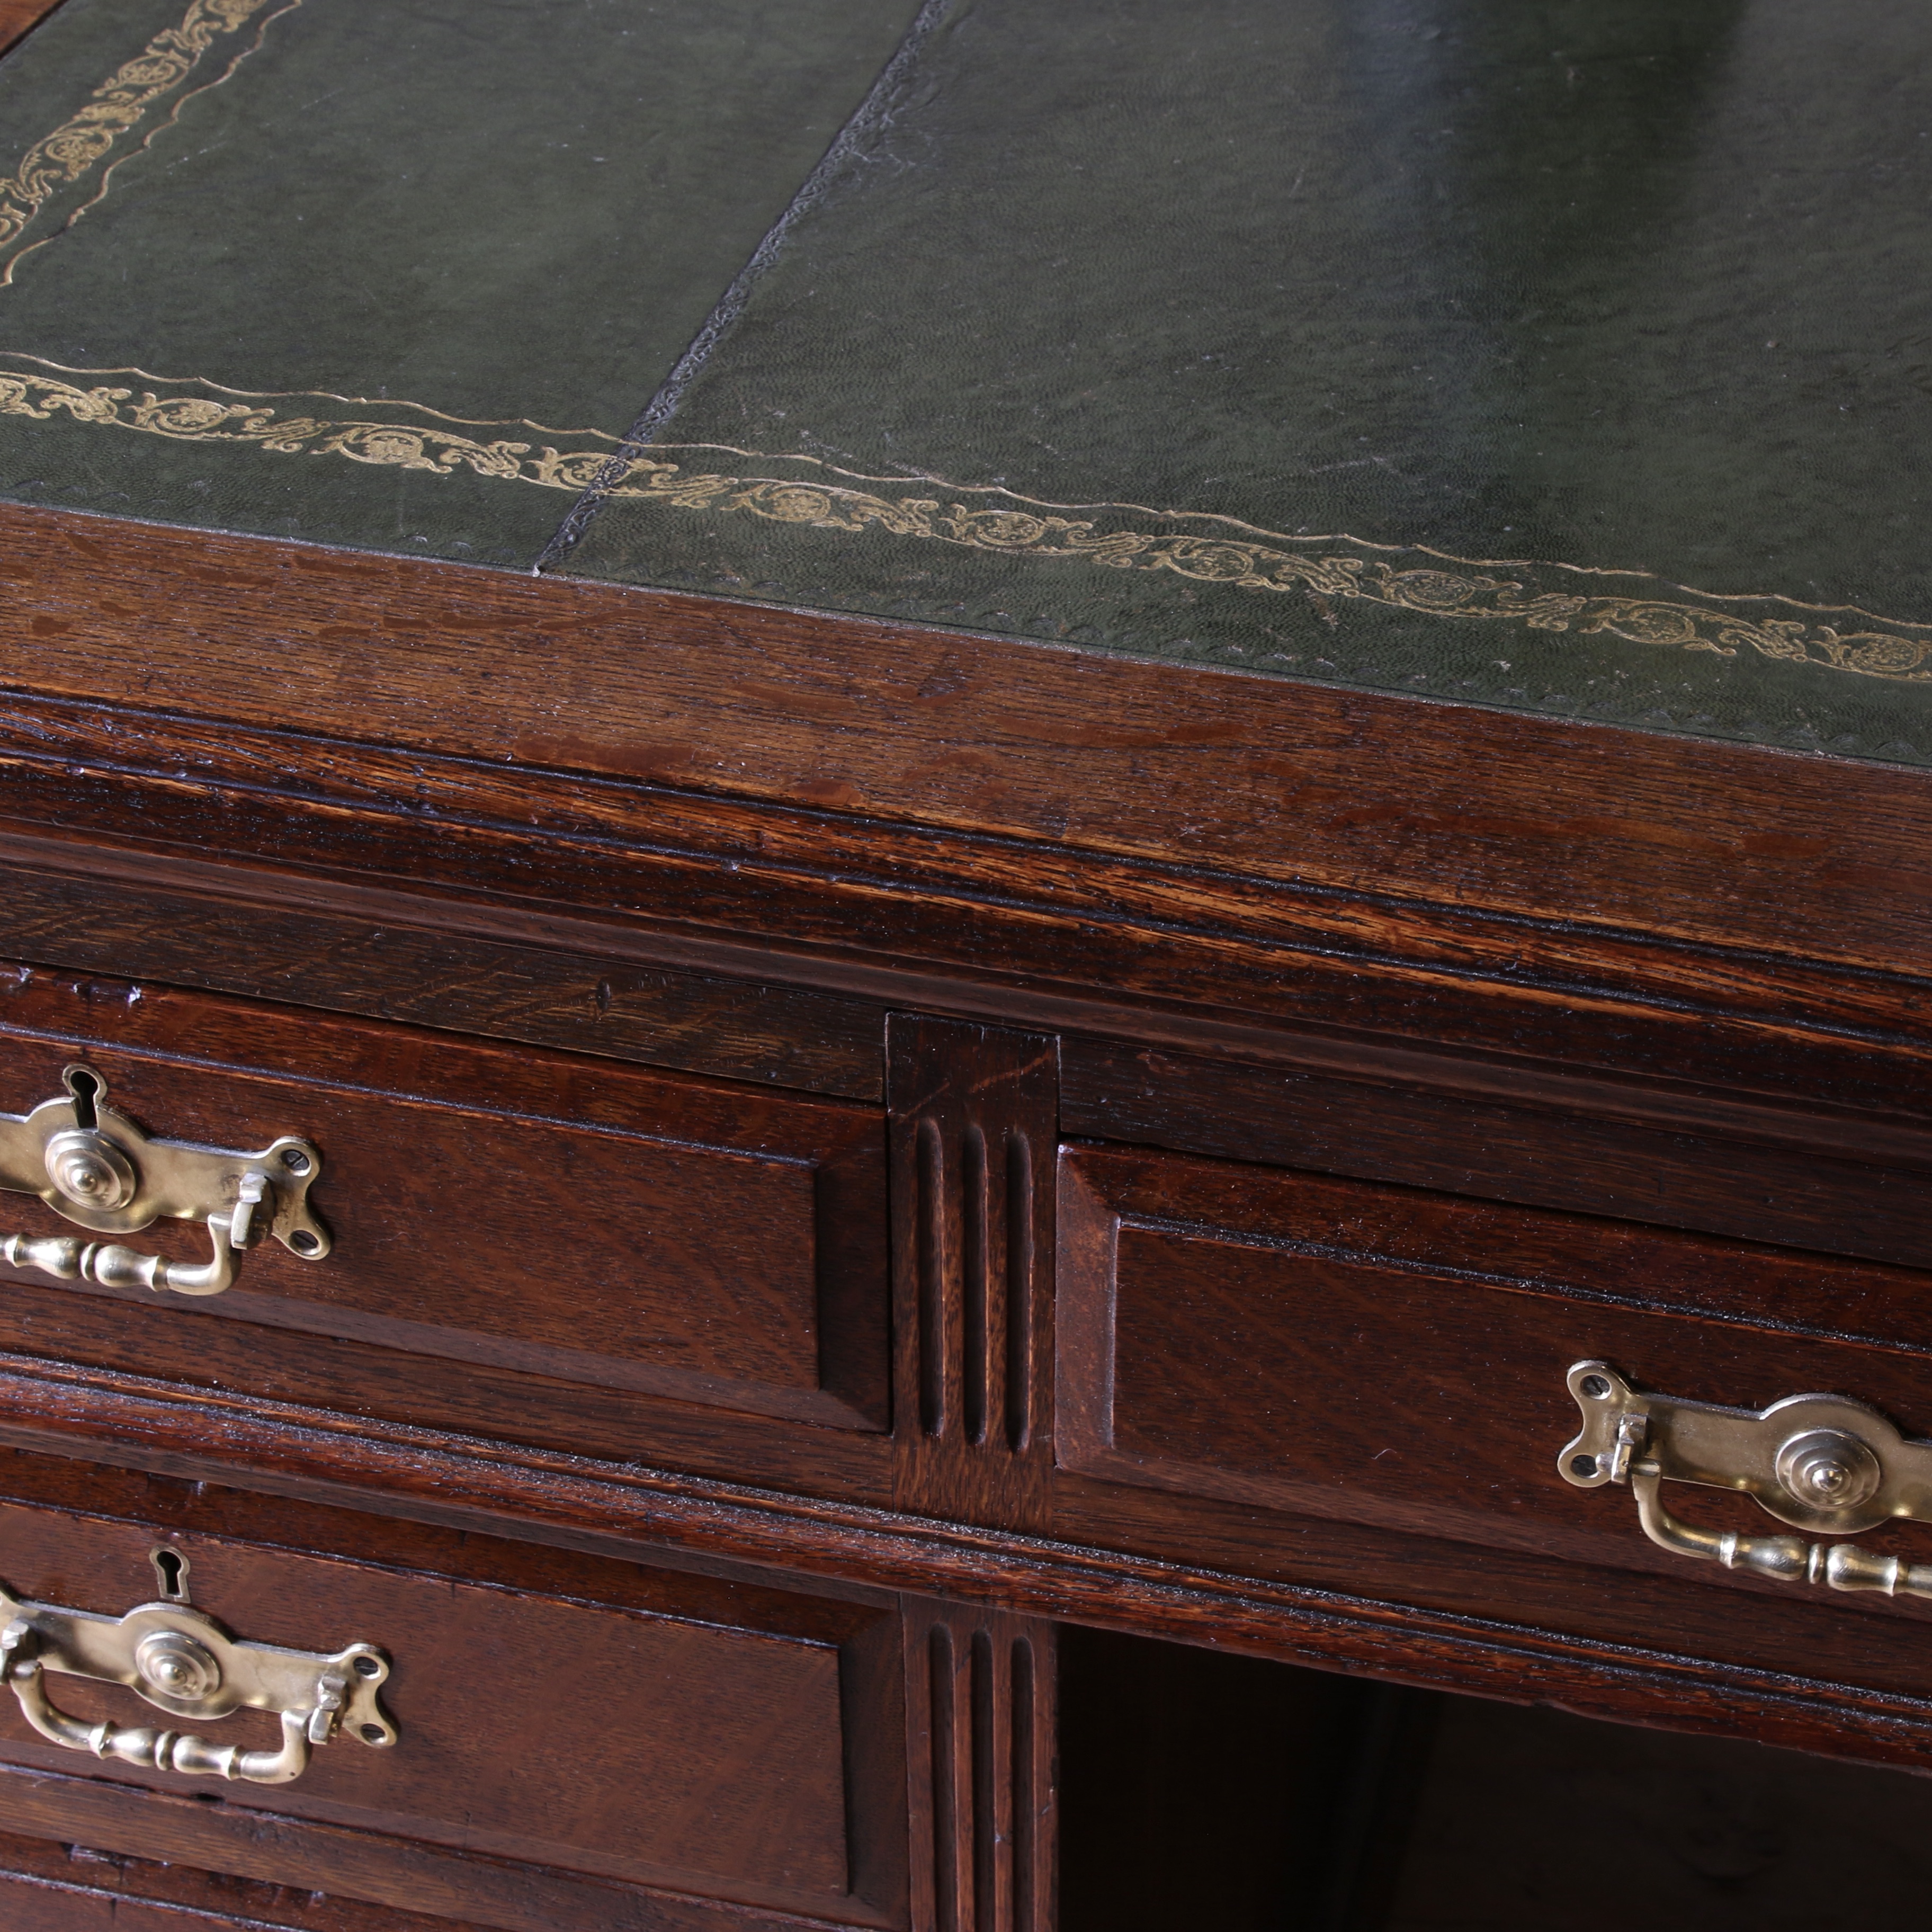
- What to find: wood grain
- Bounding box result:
[890,1019,1058,1533]
[0,0,62,56]
[0,1466,910,1930]
[1056,1142,1932,1570]
[0,854,884,1101]
[1,1356,1930,1771]
[7,7,1928,1892]
[0,1267,894,1504]
[901,1600,1056,1932]
[5,496,1932,1813]
[0,1762,884,1932]
[3,504,1930,989]
[1059,1136,1932,1545]
[0,1829,490,1930]
[0,1509,866,1915]
[0,682,1929,1129]
[0,961,890,1433]
[4,814,1928,1269]
[1061,1040,1932,1269]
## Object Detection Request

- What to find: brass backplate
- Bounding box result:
[1560,1360,1932,1536]
[0,1064,328,1258]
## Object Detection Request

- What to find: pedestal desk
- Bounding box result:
[0,0,1928,1925]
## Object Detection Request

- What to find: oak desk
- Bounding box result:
[0,1,1928,1925]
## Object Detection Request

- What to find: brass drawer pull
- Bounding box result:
[0,1064,328,1297]
[1560,1359,1932,1598]
[0,1552,395,1786]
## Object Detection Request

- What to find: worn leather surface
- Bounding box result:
[0,0,922,564]
[1,0,1929,763]
[567,0,1932,764]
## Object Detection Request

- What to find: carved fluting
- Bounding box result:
[918,1114,947,1438]
[912,1112,1021,1446]
[907,1603,1056,1932]
[1003,1128,1035,1454]
[961,1125,988,1446]
[890,1018,1056,1529]
[950,1121,1034,1450]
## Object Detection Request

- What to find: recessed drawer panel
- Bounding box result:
[0,967,887,1445]
[0,1456,907,1932]
[1057,1141,1932,1594]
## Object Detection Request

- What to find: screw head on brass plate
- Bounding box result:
[134,1629,222,1704]
[1775,1428,1883,1514]
[42,1130,137,1211]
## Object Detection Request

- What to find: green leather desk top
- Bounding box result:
[3,0,1930,766]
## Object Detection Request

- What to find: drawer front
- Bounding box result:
[1056,1142,1932,1604]
[0,1455,907,1932]
[0,1832,466,1930]
[0,966,888,1445]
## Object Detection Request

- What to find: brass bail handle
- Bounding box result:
[0,1064,330,1298]
[1560,1360,1932,1600]
[0,1553,396,1788]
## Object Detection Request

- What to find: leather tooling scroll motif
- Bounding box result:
[0,0,296,280]
[1,349,1927,686]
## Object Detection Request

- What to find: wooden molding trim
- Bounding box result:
[0,1349,1927,1769]
[0,1763,863,1932]
[4,503,1931,984]
[2,714,1931,1125]
[902,1601,1056,1932]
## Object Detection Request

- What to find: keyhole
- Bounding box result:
[150,1547,190,1602]
[64,1067,100,1132]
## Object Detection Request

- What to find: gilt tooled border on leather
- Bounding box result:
[0,0,299,284]
[0,5,1926,687]
[6,356,1928,687]
[4,361,1929,692]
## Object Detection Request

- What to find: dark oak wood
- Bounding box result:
[1,688,1929,1129]
[2,455,1929,1854]
[0,855,884,1102]
[4,815,1926,1290]
[0,1266,893,1506]
[0,728,1921,1791]
[890,1019,1058,1533]
[0,1831,486,1931]
[0,960,890,1436]
[0,1516,864,1905]
[0,0,62,56]
[9,1408,1923,1763]
[0,1453,909,1931]
[6,507,1930,989]
[1061,1039,1932,1269]
[0,1763,884,1932]
[1042,1455,1932,1702]
[8,10,1932,1899]
[1056,1139,1932,1563]
[2,1353,1931,1773]
[901,1600,1055,1932]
